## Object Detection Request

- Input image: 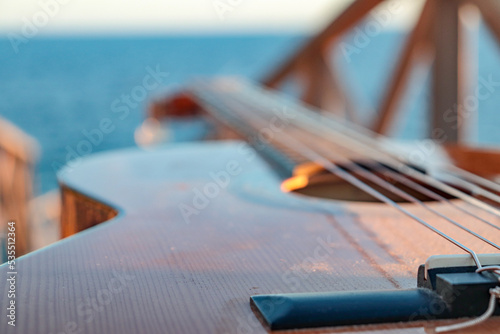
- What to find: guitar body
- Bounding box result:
[3,140,500,333]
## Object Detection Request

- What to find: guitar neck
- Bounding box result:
[190,79,378,178]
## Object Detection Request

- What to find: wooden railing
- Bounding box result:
[0,117,38,258]
[263,0,500,143]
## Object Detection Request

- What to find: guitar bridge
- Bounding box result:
[250,254,500,330]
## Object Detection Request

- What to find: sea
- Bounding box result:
[1,26,500,194]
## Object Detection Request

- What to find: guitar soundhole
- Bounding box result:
[288,163,463,203]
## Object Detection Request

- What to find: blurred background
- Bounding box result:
[1,0,500,257]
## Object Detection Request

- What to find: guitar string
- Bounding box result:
[318,119,500,212]
[319,104,500,206]
[235,90,500,233]
[193,84,484,269]
[234,84,500,229]
[448,165,500,194]
[220,83,500,330]
[269,84,500,209]
[247,82,500,209]
[368,166,500,232]
[282,127,500,251]
[239,83,500,218]
[240,81,500,204]
[194,81,500,332]
[247,81,500,205]
[297,136,500,232]
[222,89,500,252]
[196,81,500,266]
[441,173,500,205]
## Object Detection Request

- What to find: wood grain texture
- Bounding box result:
[1,142,500,333]
[60,185,118,238]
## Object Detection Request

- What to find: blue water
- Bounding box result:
[1,27,500,194]
[0,34,304,193]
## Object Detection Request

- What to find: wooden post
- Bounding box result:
[317,52,358,121]
[0,118,38,257]
[263,0,385,89]
[371,0,434,134]
[470,0,500,47]
[299,50,324,107]
[431,0,463,143]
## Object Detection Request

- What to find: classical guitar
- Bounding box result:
[2,79,500,333]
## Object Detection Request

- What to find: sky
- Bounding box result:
[0,0,423,35]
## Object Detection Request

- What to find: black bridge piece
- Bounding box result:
[418,264,500,318]
[250,288,448,330]
[250,262,500,330]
